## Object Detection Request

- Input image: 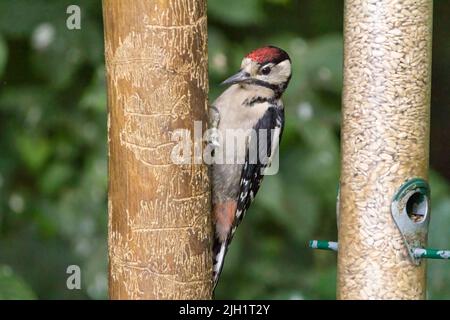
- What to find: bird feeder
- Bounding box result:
[310,0,450,301]
[338,0,434,299]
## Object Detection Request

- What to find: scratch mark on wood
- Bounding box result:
[104,0,212,300]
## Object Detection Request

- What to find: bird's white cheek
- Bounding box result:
[275,60,291,80]
[255,75,270,82]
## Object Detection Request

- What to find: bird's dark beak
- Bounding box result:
[221,70,250,86]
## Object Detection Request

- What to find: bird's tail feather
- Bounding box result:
[212,236,229,290]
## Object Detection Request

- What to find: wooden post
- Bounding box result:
[103,0,212,299]
[338,0,433,299]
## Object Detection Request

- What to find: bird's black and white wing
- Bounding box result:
[212,105,284,288]
[231,106,284,239]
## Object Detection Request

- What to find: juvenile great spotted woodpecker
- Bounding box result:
[209,46,292,289]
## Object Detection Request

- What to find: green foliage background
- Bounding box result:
[0,0,448,299]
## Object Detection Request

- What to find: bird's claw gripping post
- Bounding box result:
[309,178,450,262]
[207,106,221,149]
[207,128,221,148]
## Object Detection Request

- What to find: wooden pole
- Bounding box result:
[103,0,212,299]
[338,0,433,299]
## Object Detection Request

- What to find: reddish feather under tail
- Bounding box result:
[212,201,237,289]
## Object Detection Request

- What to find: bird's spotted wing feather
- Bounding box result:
[212,106,284,288]
[231,106,284,240]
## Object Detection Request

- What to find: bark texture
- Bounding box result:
[103,0,212,299]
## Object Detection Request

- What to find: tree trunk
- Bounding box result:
[338,0,433,299]
[103,0,212,299]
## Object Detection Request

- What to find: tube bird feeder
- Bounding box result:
[103,0,212,299]
[338,0,433,299]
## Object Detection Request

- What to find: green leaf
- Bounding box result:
[256,174,284,215]
[208,27,229,79]
[0,265,36,299]
[266,0,291,5]
[79,66,107,113]
[0,34,7,78]
[0,0,59,38]
[39,163,73,195]
[15,134,51,172]
[208,0,265,26]
[303,34,344,94]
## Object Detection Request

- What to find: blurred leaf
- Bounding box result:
[256,174,284,215]
[39,163,73,195]
[15,134,51,172]
[0,265,36,299]
[266,0,291,5]
[0,34,7,78]
[303,34,343,94]
[208,27,229,79]
[208,0,264,26]
[0,0,59,38]
[80,66,107,113]
[427,172,450,299]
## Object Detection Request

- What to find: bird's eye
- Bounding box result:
[261,66,271,75]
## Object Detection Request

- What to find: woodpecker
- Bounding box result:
[209,46,291,289]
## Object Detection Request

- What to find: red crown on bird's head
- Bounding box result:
[246,46,290,65]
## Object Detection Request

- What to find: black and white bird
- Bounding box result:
[209,46,292,289]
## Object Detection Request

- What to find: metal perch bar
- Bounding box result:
[309,240,338,252]
[309,240,450,260]
[413,248,450,260]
